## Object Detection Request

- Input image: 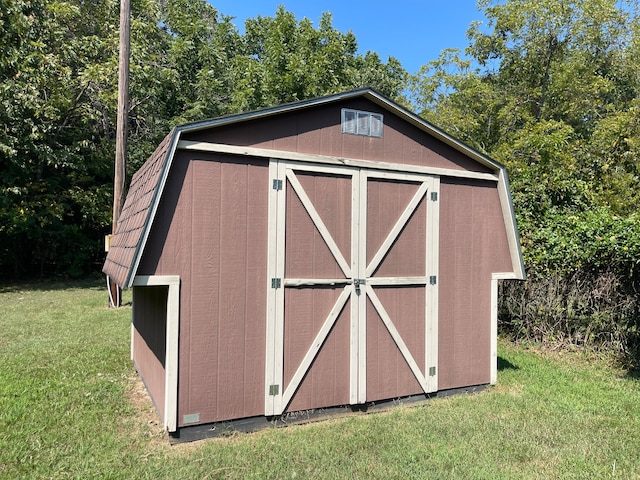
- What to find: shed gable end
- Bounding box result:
[181,98,494,175]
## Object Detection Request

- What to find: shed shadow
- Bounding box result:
[625,367,640,381]
[497,356,519,371]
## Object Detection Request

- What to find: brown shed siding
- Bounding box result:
[181,99,493,175]
[438,179,512,390]
[132,286,168,417]
[137,152,269,425]
[366,288,425,401]
[284,292,352,412]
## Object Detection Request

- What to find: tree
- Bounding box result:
[231,7,407,111]
[411,0,640,217]
[0,0,410,278]
[0,0,118,276]
[409,0,640,360]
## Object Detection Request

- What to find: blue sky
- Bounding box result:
[210,1,487,74]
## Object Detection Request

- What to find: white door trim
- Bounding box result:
[265,160,440,415]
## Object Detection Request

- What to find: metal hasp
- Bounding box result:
[353,278,365,293]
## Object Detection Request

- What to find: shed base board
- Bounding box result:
[168,384,488,443]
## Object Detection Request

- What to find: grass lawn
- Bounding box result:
[1,279,639,479]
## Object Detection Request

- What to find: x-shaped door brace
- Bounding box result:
[265,160,439,416]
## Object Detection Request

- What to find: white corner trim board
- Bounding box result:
[132,275,180,432]
[490,272,519,385]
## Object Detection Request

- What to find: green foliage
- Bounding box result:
[0,0,407,278]
[0,0,117,277]
[410,0,640,357]
[230,7,407,111]
[519,208,640,276]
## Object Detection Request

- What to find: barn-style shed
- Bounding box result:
[103,88,524,437]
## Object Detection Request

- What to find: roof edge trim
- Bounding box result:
[124,129,181,288]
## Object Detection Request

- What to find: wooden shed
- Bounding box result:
[103,88,524,438]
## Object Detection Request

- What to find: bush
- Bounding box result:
[500,207,640,366]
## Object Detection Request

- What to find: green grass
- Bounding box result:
[1,279,639,479]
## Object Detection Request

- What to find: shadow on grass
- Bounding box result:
[625,366,640,380]
[0,274,105,293]
[498,356,519,371]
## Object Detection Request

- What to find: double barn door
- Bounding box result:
[265,160,440,416]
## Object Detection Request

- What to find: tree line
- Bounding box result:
[0,0,407,277]
[1,0,639,363]
[409,0,640,362]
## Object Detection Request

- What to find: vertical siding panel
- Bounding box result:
[284,289,350,412]
[310,304,351,410]
[272,119,298,152]
[297,122,322,154]
[452,184,474,388]
[438,180,509,391]
[216,160,249,420]
[320,120,343,157]
[158,156,194,427]
[366,179,425,277]
[186,160,221,423]
[472,186,491,385]
[374,286,425,397]
[341,133,364,159]
[366,297,422,401]
[362,136,385,162]
[383,117,407,164]
[285,181,333,279]
[283,288,315,387]
[438,182,456,390]
[243,161,268,417]
[402,131,421,165]
[296,172,351,269]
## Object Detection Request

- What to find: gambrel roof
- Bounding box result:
[103,88,524,288]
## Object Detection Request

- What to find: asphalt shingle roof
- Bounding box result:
[103,130,174,287]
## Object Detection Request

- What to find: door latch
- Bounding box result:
[353,278,365,294]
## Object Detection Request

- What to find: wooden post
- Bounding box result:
[108,0,130,308]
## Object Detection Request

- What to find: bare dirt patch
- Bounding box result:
[124,374,167,449]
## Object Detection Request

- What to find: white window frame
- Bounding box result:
[341,108,384,138]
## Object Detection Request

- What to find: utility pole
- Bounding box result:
[108,0,130,308]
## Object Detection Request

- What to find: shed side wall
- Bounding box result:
[132,285,168,419]
[438,179,513,390]
[137,151,269,425]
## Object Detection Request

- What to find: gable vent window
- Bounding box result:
[342,109,384,138]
